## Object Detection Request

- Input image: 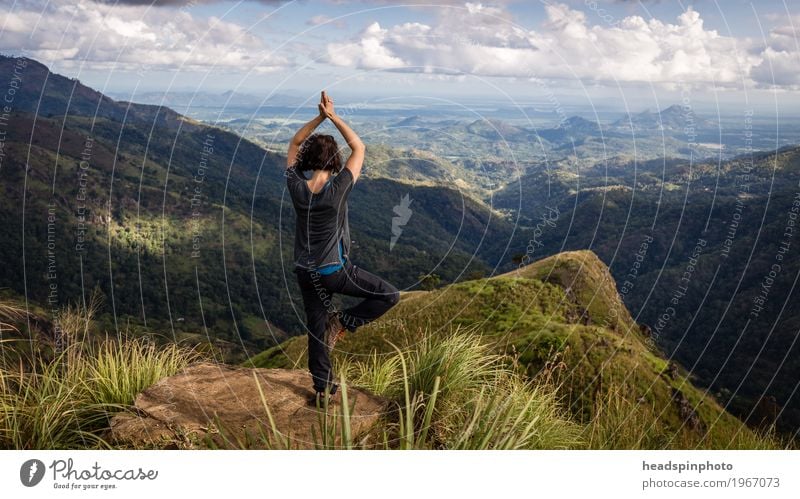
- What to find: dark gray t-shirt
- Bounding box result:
[286,166,354,271]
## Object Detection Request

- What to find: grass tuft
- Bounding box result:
[0,299,200,449]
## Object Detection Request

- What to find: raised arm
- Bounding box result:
[287,112,325,168]
[318,91,365,183]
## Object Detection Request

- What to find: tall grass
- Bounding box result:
[3,297,786,450]
[0,302,24,334]
[336,351,400,397]
[331,327,785,450]
[580,382,787,450]
[405,327,504,401]
[88,339,201,406]
[0,300,201,449]
[333,327,583,449]
[240,328,580,450]
[447,374,582,449]
[580,383,670,449]
[392,341,439,450]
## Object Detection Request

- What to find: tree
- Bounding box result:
[418,273,441,291]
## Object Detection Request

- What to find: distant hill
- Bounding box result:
[389,115,429,129]
[108,90,299,108]
[613,104,716,131]
[466,118,530,141]
[536,116,603,144]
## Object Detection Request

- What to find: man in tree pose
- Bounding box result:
[286,91,400,406]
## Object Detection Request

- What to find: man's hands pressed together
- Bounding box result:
[319,90,335,119]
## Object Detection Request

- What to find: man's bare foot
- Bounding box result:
[324,312,346,353]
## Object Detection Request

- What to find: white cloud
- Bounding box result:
[752,47,800,86]
[326,22,405,69]
[751,17,800,87]
[4,0,798,91]
[322,2,797,89]
[0,0,291,72]
[307,14,347,29]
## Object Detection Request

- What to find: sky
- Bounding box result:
[1,0,799,113]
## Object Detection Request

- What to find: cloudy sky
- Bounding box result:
[1,0,798,112]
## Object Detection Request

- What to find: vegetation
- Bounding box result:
[0,301,200,449]
[0,292,789,450]
[494,147,800,435]
[247,251,795,449]
[240,326,785,450]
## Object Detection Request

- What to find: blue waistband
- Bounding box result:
[313,239,346,275]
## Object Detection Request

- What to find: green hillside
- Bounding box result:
[495,146,800,436]
[248,250,774,448]
[0,55,510,361]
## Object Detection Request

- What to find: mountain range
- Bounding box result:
[1,54,798,440]
[107,90,300,109]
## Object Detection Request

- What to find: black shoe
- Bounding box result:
[307,385,340,408]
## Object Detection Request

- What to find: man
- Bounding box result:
[285,91,400,407]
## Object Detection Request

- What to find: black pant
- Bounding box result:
[295,260,400,393]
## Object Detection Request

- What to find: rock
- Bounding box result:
[671,387,705,434]
[750,395,780,429]
[107,362,389,449]
[666,361,679,380]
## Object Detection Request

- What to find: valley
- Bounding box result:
[2,55,799,440]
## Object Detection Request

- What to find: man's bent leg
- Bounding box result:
[331,261,400,331]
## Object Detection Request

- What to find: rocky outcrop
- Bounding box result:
[107,362,389,449]
[500,250,638,333]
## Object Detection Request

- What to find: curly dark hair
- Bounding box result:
[294,134,343,174]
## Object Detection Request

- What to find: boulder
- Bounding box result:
[107,362,389,449]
